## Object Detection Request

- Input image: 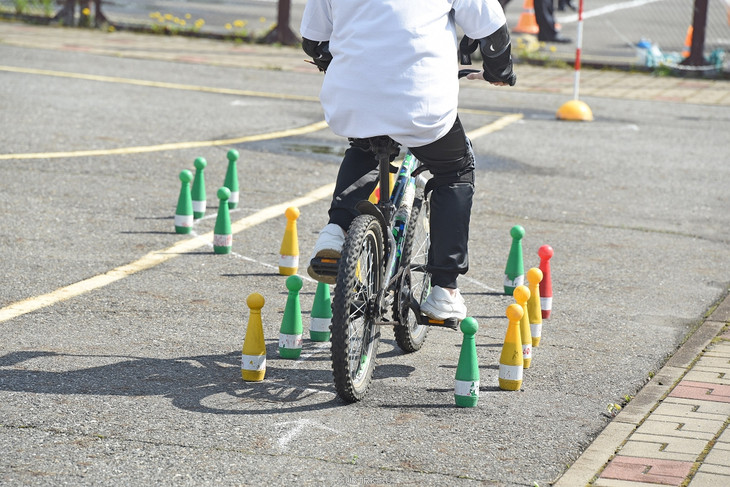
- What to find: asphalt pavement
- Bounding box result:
[0,20,729,487]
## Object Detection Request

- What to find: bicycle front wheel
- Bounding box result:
[331,214,384,402]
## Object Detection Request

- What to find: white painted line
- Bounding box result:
[557,0,666,24]
[276,419,340,450]
[461,276,503,294]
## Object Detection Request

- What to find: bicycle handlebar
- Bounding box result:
[458,68,481,79]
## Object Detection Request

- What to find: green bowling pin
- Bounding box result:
[504,225,525,295]
[191,157,207,220]
[223,149,239,209]
[279,275,303,359]
[213,187,232,254]
[174,169,193,234]
[309,282,332,342]
[454,317,479,407]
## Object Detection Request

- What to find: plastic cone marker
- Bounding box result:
[504,225,525,295]
[241,293,266,382]
[454,317,480,407]
[513,0,539,34]
[682,26,693,58]
[513,285,533,369]
[499,304,524,391]
[191,157,207,220]
[279,275,303,359]
[557,100,594,122]
[310,282,332,342]
[556,0,594,122]
[526,267,544,347]
[174,169,194,234]
[213,187,232,254]
[278,206,300,276]
[538,245,553,319]
[224,149,240,209]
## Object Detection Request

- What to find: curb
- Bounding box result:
[0,11,286,44]
[553,290,730,486]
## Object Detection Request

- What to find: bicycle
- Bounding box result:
[309,70,479,402]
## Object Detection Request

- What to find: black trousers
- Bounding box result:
[534,0,559,40]
[328,117,474,289]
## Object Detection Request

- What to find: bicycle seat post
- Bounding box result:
[368,136,398,223]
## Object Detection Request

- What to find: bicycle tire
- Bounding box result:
[331,214,383,402]
[394,188,430,352]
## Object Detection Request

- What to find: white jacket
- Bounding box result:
[300,0,505,147]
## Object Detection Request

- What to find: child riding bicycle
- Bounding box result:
[301,0,517,323]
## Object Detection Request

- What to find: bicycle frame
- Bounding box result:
[328,70,478,402]
[380,151,424,289]
[371,143,457,331]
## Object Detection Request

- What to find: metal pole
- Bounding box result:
[572,0,584,100]
[275,0,297,45]
[681,0,709,66]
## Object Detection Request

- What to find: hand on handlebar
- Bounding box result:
[459,68,514,86]
[465,70,510,86]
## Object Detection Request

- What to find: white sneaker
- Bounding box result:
[420,286,467,321]
[307,223,346,283]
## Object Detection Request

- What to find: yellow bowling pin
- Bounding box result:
[241,293,266,382]
[279,207,300,275]
[499,304,524,391]
[513,285,533,369]
[527,267,544,347]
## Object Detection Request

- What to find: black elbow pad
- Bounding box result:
[478,24,516,86]
[479,24,511,59]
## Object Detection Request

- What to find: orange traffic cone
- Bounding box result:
[682,26,693,58]
[513,0,540,35]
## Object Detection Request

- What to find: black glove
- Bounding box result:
[479,25,517,86]
[302,38,332,73]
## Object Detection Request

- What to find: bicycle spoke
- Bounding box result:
[394,189,430,353]
[331,214,383,402]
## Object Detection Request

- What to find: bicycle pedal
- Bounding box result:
[308,256,340,283]
[420,314,459,330]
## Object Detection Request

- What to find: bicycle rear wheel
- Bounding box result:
[394,188,430,352]
[331,214,384,402]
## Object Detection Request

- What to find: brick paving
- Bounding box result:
[559,320,730,486]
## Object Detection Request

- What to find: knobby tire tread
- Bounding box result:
[331,214,383,402]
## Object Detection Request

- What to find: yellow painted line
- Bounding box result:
[0,111,520,322]
[466,113,524,140]
[0,120,330,161]
[0,113,519,161]
[0,65,320,102]
[0,182,335,324]
[459,107,517,117]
